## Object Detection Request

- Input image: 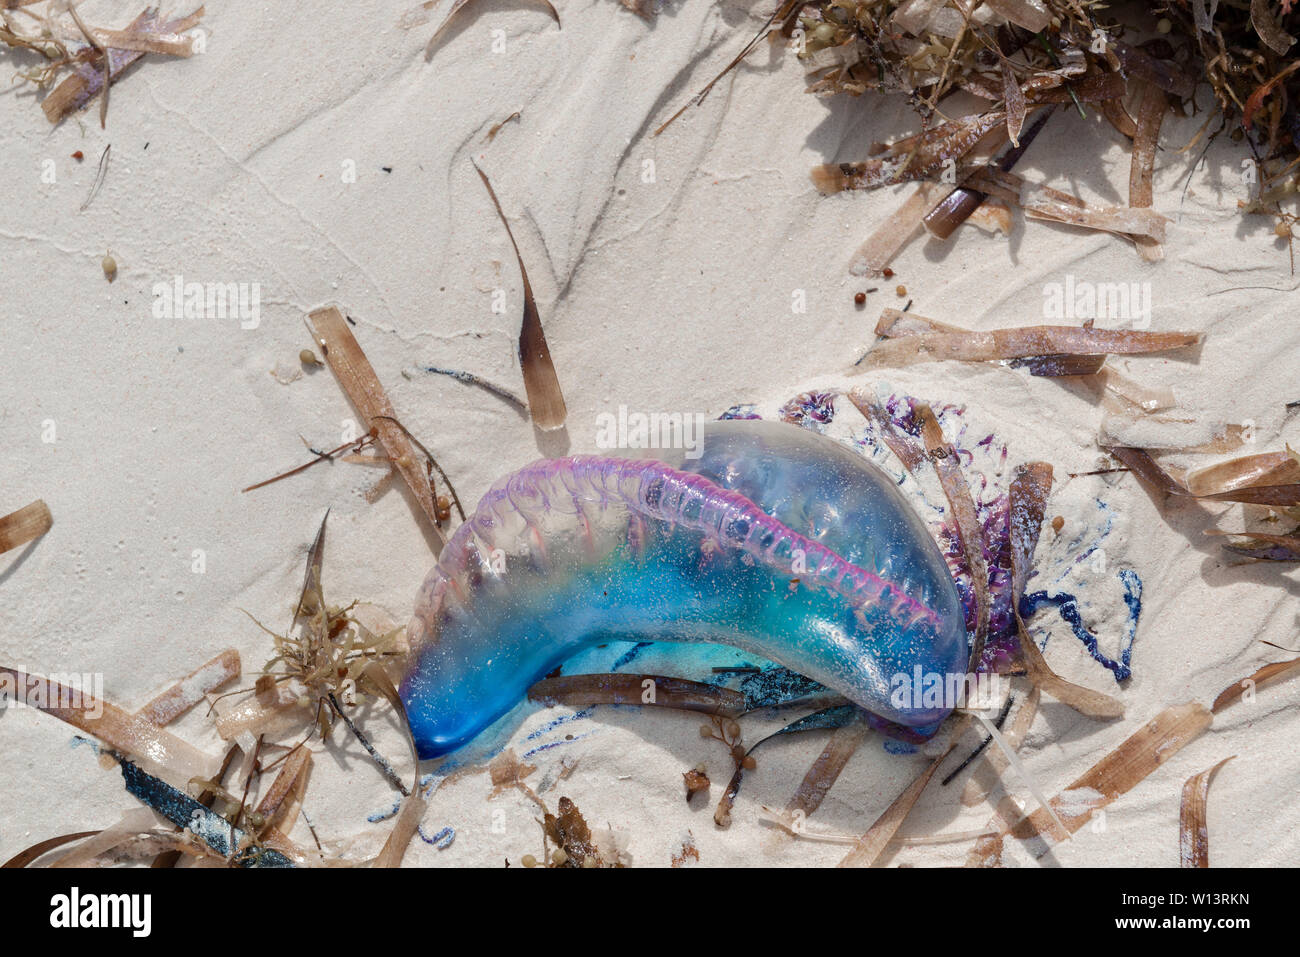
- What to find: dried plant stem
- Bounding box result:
[328,692,409,796]
[306,305,446,547]
[65,0,109,128]
[1180,755,1235,867]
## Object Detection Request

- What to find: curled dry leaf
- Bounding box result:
[846,388,928,471]
[3,831,101,869]
[474,165,567,431]
[1104,446,1188,502]
[1106,445,1300,511]
[1008,463,1053,601]
[838,745,954,867]
[423,0,559,57]
[922,107,1053,241]
[1185,449,1300,496]
[306,305,447,545]
[1211,655,1300,714]
[1180,756,1234,867]
[1100,97,1139,139]
[922,185,986,241]
[1006,702,1212,851]
[136,648,240,726]
[1090,366,1177,413]
[783,714,869,822]
[0,667,218,788]
[214,677,309,741]
[1110,39,1195,99]
[1018,181,1170,242]
[1243,61,1300,131]
[981,0,1049,33]
[48,808,161,868]
[1001,59,1026,147]
[1249,0,1296,54]
[811,111,1007,193]
[41,7,205,125]
[0,499,52,554]
[254,745,312,833]
[965,167,1171,248]
[849,181,948,276]
[1009,463,1125,718]
[374,787,428,868]
[1130,82,1167,263]
[873,307,963,338]
[964,197,1014,235]
[860,309,1199,371]
[914,402,989,665]
[1200,484,1300,506]
[1210,531,1300,562]
[91,25,196,57]
[1009,352,1108,377]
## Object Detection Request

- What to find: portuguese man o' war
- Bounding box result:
[401,420,970,759]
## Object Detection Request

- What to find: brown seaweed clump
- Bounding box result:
[791,1,1299,238]
[0,3,205,128]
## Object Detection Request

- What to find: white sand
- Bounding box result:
[2,0,1297,867]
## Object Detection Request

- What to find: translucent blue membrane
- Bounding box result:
[402,421,968,759]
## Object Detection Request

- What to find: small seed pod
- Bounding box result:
[101,252,117,282]
[435,495,452,523]
[300,348,322,367]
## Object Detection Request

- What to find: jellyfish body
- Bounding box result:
[401,420,969,759]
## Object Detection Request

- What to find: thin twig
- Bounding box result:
[241,433,375,493]
[80,143,110,211]
[328,693,409,797]
[371,414,466,522]
[940,694,1014,786]
[65,0,109,128]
